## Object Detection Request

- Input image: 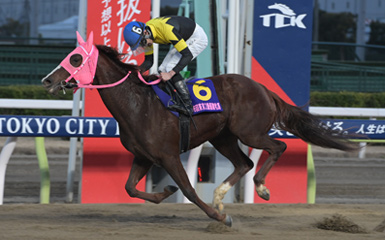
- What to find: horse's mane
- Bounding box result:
[96,45,159,82]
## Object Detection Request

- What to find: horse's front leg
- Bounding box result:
[210,134,253,213]
[125,157,178,203]
[161,157,232,226]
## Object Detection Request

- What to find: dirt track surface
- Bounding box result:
[1,137,385,239]
[1,203,385,240]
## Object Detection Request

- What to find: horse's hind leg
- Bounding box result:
[125,157,178,203]
[209,131,253,212]
[161,156,232,226]
[248,135,287,200]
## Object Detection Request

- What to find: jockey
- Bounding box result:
[123,16,208,116]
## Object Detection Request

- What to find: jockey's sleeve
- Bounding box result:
[172,47,193,73]
[168,27,194,73]
[139,53,153,72]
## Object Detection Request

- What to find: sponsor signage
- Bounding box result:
[1,116,383,139]
[0,116,119,137]
[82,0,151,204]
[259,3,307,29]
[251,1,314,203]
[88,0,150,64]
[269,119,385,139]
[252,1,313,107]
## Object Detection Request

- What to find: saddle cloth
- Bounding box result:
[151,78,223,116]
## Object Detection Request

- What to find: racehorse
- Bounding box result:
[42,32,356,226]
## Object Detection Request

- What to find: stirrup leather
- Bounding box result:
[168,100,193,115]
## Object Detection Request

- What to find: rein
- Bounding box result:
[137,72,161,85]
[62,59,161,91]
[63,71,131,90]
[65,71,162,89]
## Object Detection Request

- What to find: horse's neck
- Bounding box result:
[95,68,144,120]
[95,52,153,124]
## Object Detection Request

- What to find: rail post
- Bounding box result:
[35,137,50,204]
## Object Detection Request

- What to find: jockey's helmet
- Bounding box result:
[123,21,146,51]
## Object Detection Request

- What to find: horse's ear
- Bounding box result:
[76,31,85,45]
[86,31,94,48]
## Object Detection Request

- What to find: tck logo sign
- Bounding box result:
[260,3,306,29]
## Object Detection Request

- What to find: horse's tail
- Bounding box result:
[270,91,357,151]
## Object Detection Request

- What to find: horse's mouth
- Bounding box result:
[43,78,77,95]
[44,84,63,95]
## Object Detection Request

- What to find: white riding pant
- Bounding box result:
[158,24,208,73]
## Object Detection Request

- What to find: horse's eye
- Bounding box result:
[70,54,83,67]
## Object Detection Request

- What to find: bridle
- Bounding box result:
[59,39,161,93]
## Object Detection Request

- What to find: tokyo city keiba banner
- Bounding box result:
[251,1,313,203]
[83,0,151,203]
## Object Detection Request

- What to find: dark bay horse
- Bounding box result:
[42,32,356,226]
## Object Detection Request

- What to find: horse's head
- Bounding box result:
[42,31,99,94]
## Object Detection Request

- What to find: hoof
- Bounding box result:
[164,185,179,194]
[258,188,270,201]
[222,214,233,227]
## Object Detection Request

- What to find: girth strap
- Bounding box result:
[179,114,190,153]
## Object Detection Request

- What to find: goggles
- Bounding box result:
[140,37,147,47]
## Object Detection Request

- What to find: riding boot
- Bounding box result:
[168,79,193,115]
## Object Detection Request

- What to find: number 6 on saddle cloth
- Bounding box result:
[152,78,223,117]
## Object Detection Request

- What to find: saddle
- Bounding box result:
[151,78,222,153]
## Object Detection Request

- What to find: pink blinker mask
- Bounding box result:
[58,31,160,92]
[60,31,99,92]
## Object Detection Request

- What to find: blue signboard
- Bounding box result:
[269,119,385,140]
[252,1,313,107]
[0,115,119,137]
[0,115,384,140]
